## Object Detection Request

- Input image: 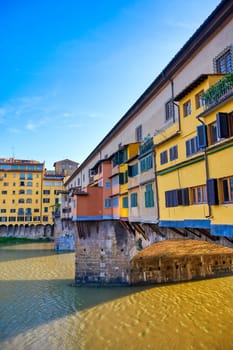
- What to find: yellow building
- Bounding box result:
[0,158,65,237]
[154,72,233,237]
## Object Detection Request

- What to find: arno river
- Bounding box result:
[1,243,233,350]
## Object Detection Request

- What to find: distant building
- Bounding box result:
[0,158,78,238]
[53,159,79,176]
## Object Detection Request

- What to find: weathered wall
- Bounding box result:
[0,224,54,238]
[130,240,233,285]
[74,220,136,285]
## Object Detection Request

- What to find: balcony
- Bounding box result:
[202,72,233,110]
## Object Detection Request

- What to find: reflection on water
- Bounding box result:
[0,243,233,350]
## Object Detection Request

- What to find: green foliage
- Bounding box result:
[202,72,233,108]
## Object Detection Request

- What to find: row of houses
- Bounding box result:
[60,1,233,248]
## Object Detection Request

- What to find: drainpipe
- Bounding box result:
[197,117,212,218]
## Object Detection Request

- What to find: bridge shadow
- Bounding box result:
[0,278,148,343]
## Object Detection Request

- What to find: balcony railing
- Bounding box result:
[202,72,233,109]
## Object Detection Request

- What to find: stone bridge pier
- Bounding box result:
[74,220,136,285]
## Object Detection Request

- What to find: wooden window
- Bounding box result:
[165,99,174,122]
[207,178,219,205]
[169,145,178,161]
[191,185,207,204]
[160,150,168,165]
[208,122,218,145]
[221,177,233,203]
[130,193,138,207]
[183,100,191,117]
[165,188,189,207]
[185,136,199,157]
[195,90,204,109]
[197,124,207,149]
[135,125,142,142]
[128,163,138,177]
[122,196,128,208]
[145,183,154,208]
[104,198,112,208]
[140,154,153,172]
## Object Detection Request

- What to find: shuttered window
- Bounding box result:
[197,124,207,149]
[185,136,199,157]
[130,193,138,207]
[165,188,189,207]
[169,145,178,161]
[122,196,128,208]
[221,177,233,203]
[145,183,154,208]
[160,150,168,164]
[207,178,219,205]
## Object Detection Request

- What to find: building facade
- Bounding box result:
[61,0,233,285]
[0,158,66,238]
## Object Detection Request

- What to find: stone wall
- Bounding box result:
[74,220,136,285]
[0,224,54,239]
[130,240,233,285]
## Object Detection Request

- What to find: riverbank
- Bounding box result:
[0,236,52,245]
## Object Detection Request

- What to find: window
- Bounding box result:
[44,207,48,212]
[112,176,119,187]
[165,188,189,207]
[145,183,154,208]
[185,136,199,157]
[160,150,168,165]
[10,209,16,213]
[209,122,218,145]
[135,125,142,142]
[9,217,16,222]
[128,163,138,177]
[216,112,233,139]
[33,216,40,221]
[20,173,25,180]
[20,181,25,186]
[27,189,33,195]
[27,173,33,180]
[104,198,112,208]
[43,190,50,195]
[192,185,207,204]
[1,209,6,213]
[183,100,191,117]
[165,99,174,122]
[25,208,32,215]
[214,47,233,74]
[119,171,128,185]
[27,182,33,186]
[43,198,50,203]
[26,199,32,203]
[34,208,40,213]
[195,90,204,109]
[122,196,128,208]
[169,145,178,161]
[3,182,9,186]
[18,208,24,215]
[105,181,111,189]
[221,177,233,203]
[43,216,48,222]
[130,193,138,207]
[18,199,24,203]
[1,191,7,195]
[140,154,153,172]
[19,190,25,194]
[112,197,119,207]
[113,149,127,167]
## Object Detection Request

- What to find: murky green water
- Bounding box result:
[0,242,233,350]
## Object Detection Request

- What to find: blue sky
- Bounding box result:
[0,0,220,169]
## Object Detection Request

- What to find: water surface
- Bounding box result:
[0,242,233,350]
